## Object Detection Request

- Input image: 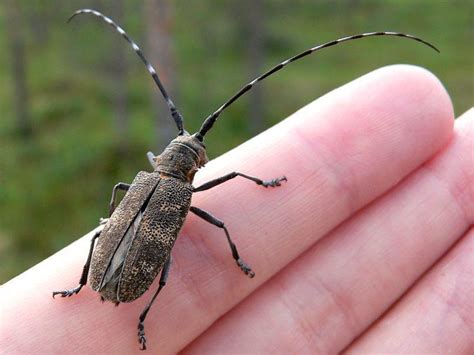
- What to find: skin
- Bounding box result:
[0,65,472,354]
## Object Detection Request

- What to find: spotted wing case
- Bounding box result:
[118,178,193,302]
[89,171,193,303]
[89,171,161,293]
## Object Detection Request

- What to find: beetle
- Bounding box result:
[53,8,439,350]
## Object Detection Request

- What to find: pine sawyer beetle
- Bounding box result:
[52,8,439,350]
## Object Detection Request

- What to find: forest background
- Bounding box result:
[0,0,472,283]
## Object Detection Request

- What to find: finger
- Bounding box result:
[346,227,474,353]
[0,65,453,354]
[183,110,471,354]
[346,110,474,353]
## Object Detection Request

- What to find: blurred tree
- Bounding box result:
[109,0,130,155]
[5,1,32,137]
[243,0,265,135]
[145,0,177,150]
[24,0,53,45]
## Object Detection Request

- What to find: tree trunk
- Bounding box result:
[109,0,129,155]
[144,0,177,150]
[244,0,265,135]
[5,1,32,137]
[24,1,52,45]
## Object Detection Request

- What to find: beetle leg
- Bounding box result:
[52,229,101,298]
[137,256,172,350]
[190,206,255,278]
[109,182,130,216]
[193,172,287,192]
[147,151,157,169]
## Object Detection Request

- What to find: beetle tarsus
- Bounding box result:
[190,206,257,278]
[194,172,287,192]
[134,257,171,350]
[52,285,83,298]
[261,176,287,188]
[52,230,100,300]
[237,258,255,278]
[138,322,147,350]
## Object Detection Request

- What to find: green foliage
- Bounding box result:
[0,1,472,282]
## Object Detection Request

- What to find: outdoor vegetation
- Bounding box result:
[0,0,472,283]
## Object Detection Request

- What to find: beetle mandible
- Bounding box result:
[53,8,439,350]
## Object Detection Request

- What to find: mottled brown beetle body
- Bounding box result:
[90,134,207,303]
[53,8,438,351]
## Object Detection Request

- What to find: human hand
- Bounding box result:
[1,65,472,354]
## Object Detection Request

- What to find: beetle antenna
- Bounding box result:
[68,9,185,135]
[197,31,439,139]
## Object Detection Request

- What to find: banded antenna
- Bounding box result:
[68,9,185,135]
[197,31,439,140]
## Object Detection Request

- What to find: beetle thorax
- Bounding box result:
[154,134,208,183]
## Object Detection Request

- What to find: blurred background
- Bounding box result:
[0,0,472,283]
